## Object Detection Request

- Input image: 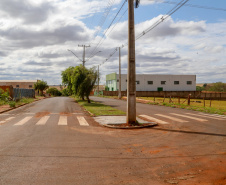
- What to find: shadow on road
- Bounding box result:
[151,127,226,137]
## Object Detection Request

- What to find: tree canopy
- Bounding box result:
[196,82,226,92]
[61,65,98,103]
[34,80,49,95]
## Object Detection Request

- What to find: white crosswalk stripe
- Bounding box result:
[58,116,67,125]
[0,117,15,124]
[14,116,32,126]
[36,116,50,125]
[170,113,208,122]
[155,114,189,123]
[139,115,168,124]
[186,113,225,120]
[197,113,226,119]
[0,115,91,127]
[77,116,89,126]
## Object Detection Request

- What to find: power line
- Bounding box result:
[87,0,127,60]
[98,0,190,68]
[135,0,189,41]
[148,0,226,12]
[105,8,128,37]
[89,1,116,42]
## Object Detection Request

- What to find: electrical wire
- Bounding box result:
[98,0,190,68]
[135,0,189,41]
[87,0,116,50]
[87,0,127,60]
[148,0,226,12]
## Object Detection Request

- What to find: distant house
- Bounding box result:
[106,73,196,91]
[0,80,38,89]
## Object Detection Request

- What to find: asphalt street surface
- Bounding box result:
[0,96,226,185]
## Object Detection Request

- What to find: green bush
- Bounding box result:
[9,101,16,108]
[46,88,62,96]
[61,88,71,96]
[0,88,10,101]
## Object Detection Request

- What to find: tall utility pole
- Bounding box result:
[78,45,90,66]
[97,65,99,95]
[118,47,122,99]
[127,0,136,125]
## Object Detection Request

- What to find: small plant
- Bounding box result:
[9,101,16,108]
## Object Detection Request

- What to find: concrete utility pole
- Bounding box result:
[127,0,136,125]
[98,65,99,95]
[78,45,90,66]
[118,47,122,99]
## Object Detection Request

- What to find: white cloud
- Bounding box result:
[0,0,225,85]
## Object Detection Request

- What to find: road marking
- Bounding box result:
[58,116,67,125]
[186,113,224,120]
[139,115,168,124]
[14,116,32,126]
[209,114,226,118]
[198,113,226,119]
[0,117,15,124]
[6,117,15,121]
[36,116,50,125]
[170,113,208,122]
[155,114,189,123]
[77,116,89,126]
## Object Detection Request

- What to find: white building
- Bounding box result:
[106,73,196,91]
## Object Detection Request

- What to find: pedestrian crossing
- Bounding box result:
[0,112,225,127]
[139,112,226,125]
[0,115,90,127]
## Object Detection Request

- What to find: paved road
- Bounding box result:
[0,97,226,184]
[91,96,226,134]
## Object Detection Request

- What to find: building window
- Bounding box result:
[187,81,192,85]
[147,81,153,85]
[136,81,140,85]
[16,85,19,88]
[161,81,166,85]
[174,81,179,85]
[29,85,32,88]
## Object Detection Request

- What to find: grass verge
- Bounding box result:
[139,97,226,115]
[97,95,226,115]
[74,97,126,116]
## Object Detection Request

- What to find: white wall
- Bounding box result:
[116,74,196,91]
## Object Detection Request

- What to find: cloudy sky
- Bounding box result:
[0,0,225,85]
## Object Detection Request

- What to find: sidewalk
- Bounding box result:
[94,115,157,129]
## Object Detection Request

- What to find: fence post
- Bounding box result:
[203,98,205,107]
[187,94,191,105]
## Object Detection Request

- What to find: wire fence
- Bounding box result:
[13,88,35,101]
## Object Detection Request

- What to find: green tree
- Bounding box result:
[196,86,204,91]
[46,87,62,96]
[62,65,98,103]
[61,88,70,96]
[61,66,74,95]
[206,82,226,92]
[34,80,49,95]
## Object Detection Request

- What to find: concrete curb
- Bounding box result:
[0,98,46,114]
[102,122,158,129]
